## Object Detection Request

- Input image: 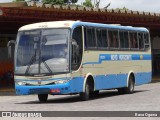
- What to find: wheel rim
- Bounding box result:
[86,84,90,97]
[129,78,134,92]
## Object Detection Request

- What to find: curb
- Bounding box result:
[0,88,16,96]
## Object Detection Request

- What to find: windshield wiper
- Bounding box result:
[25,51,36,75]
[41,57,53,74]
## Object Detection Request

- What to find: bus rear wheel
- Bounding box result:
[90,90,99,97]
[38,94,48,102]
[118,75,135,94]
[80,82,90,101]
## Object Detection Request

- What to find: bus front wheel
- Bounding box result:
[38,94,48,102]
[80,82,90,101]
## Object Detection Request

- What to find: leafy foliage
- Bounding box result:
[13,0,39,1]
[42,0,78,4]
[83,0,93,7]
[13,0,25,1]
[116,7,129,11]
[42,0,63,4]
[64,0,78,3]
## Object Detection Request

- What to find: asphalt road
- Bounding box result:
[0,82,160,119]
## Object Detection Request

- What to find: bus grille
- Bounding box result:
[28,88,50,94]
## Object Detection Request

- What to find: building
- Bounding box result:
[0,1,160,88]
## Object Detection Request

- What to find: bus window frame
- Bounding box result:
[138,32,145,50]
[85,26,97,50]
[96,27,109,50]
[108,29,120,50]
[83,26,150,52]
[129,31,139,51]
[144,32,150,50]
[119,30,130,50]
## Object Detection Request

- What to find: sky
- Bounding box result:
[0,0,160,13]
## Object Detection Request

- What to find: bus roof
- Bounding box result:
[19,20,149,32]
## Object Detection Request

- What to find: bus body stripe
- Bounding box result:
[83,54,151,65]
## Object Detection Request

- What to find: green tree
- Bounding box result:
[13,0,25,1]
[42,0,64,4]
[64,0,78,4]
[116,7,128,11]
[83,0,93,7]
[42,0,78,4]
[13,0,39,1]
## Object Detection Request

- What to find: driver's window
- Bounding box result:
[72,26,83,70]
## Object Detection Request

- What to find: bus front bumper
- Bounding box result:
[15,83,72,95]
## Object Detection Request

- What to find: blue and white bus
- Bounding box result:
[14,21,151,102]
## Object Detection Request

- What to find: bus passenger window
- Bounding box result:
[120,31,129,49]
[144,33,150,49]
[96,29,108,49]
[138,33,144,50]
[124,32,129,48]
[86,28,96,48]
[101,29,108,48]
[130,32,138,49]
[96,29,102,47]
[108,30,119,48]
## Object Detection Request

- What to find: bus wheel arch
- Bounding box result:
[80,74,95,101]
[83,73,95,92]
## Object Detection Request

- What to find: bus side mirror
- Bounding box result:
[7,40,16,58]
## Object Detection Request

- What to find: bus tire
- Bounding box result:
[80,82,90,101]
[125,75,135,94]
[118,75,135,94]
[93,90,99,95]
[118,88,125,94]
[38,94,48,102]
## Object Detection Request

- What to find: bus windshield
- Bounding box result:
[15,29,70,76]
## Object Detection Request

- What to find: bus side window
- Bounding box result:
[108,30,119,49]
[86,27,96,48]
[108,30,112,48]
[130,32,138,49]
[108,30,113,48]
[113,31,119,48]
[138,33,144,50]
[124,31,129,48]
[119,31,124,48]
[96,29,108,49]
[96,28,102,48]
[120,31,129,49]
[72,26,83,70]
[101,29,108,48]
[96,28,108,49]
[113,32,117,48]
[144,33,150,49]
[129,32,133,48]
[134,33,138,48]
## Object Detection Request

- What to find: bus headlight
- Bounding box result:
[17,81,26,86]
[54,80,69,84]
